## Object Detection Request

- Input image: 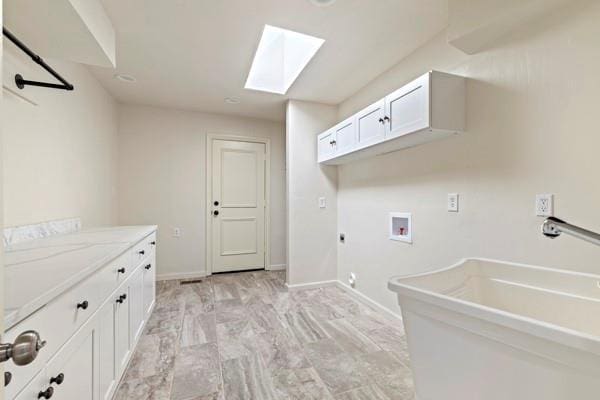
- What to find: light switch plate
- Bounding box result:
[448,193,459,212]
[173,227,181,238]
[318,197,326,209]
[535,194,554,217]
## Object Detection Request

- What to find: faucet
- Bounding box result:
[542,216,600,247]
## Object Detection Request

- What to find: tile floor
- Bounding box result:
[114,270,415,400]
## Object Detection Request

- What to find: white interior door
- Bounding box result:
[211,139,266,273]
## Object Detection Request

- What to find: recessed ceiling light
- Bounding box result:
[245,25,325,95]
[309,0,336,6]
[224,97,240,104]
[113,73,136,83]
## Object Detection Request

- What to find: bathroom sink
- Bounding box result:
[388,258,600,400]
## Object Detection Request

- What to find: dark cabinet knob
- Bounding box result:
[116,294,126,304]
[4,371,12,387]
[138,250,145,255]
[150,241,156,245]
[213,201,219,206]
[379,118,384,123]
[213,210,219,216]
[38,387,54,399]
[121,294,127,301]
[77,301,89,310]
[144,264,151,270]
[117,267,126,274]
[50,373,64,385]
[384,116,390,122]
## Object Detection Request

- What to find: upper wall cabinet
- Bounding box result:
[318,71,466,165]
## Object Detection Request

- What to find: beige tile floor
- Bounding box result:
[114,270,415,400]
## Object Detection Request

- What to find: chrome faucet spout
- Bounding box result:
[542,216,600,247]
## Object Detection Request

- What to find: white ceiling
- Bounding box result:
[90,0,448,121]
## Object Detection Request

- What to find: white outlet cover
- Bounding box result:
[448,193,459,212]
[173,227,181,237]
[318,197,326,209]
[535,194,554,217]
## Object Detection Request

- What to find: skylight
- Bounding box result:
[245,25,325,95]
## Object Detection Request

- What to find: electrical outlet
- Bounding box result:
[448,193,459,212]
[318,197,326,209]
[173,227,181,238]
[348,272,356,287]
[535,194,554,217]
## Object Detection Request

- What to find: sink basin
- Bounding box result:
[388,258,600,400]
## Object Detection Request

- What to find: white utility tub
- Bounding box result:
[388,258,600,400]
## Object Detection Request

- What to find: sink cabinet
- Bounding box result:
[5,230,157,400]
[317,71,466,165]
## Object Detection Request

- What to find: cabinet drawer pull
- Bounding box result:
[138,250,145,255]
[38,387,53,399]
[144,264,151,270]
[117,267,126,274]
[50,373,64,385]
[77,301,89,310]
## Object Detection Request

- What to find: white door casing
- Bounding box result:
[207,137,269,274]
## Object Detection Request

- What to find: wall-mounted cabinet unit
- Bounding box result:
[317,71,466,165]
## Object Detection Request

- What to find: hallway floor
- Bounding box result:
[114,270,415,400]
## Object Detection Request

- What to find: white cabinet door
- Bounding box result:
[114,286,130,377]
[129,266,145,345]
[142,257,156,318]
[44,318,97,400]
[332,117,356,155]
[355,99,385,149]
[98,300,116,400]
[317,129,336,162]
[385,73,430,139]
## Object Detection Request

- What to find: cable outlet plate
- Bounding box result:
[535,194,554,217]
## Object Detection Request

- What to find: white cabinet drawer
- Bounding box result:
[132,232,156,266]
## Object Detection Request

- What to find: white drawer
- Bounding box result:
[132,232,156,266]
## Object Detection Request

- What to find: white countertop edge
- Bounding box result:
[4,225,157,330]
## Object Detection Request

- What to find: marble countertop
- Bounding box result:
[4,225,157,330]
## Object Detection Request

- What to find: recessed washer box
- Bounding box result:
[390,212,412,243]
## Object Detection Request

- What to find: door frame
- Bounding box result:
[205,133,271,275]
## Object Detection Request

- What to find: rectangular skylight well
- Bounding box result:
[245,25,325,95]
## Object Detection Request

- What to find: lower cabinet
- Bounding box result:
[142,257,156,317]
[98,300,116,400]
[129,266,145,345]
[10,234,157,400]
[114,284,131,378]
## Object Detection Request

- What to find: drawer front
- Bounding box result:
[132,232,156,266]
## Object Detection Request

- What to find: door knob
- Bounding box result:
[0,330,46,366]
[213,210,219,216]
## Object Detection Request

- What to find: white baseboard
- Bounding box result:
[156,271,207,281]
[335,281,403,323]
[285,279,338,291]
[268,263,286,271]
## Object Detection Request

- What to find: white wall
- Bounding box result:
[286,100,338,286]
[117,104,285,279]
[3,48,118,228]
[336,1,600,312]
